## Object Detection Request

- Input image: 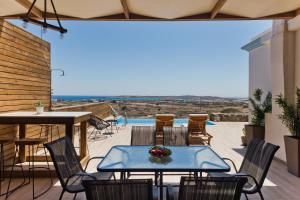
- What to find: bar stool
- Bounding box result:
[6,138,53,199]
[36,125,60,154]
[0,137,17,196]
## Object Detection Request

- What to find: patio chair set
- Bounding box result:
[43,131,278,200]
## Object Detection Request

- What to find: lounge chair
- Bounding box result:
[209,139,280,200]
[188,114,213,145]
[167,176,247,200]
[88,115,111,139]
[155,114,175,145]
[44,137,114,200]
[83,179,158,200]
[108,105,119,132]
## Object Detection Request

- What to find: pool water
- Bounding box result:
[117,117,215,126]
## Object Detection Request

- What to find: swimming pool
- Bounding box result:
[117,117,215,126]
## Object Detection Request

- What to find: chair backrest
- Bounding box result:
[131,126,156,146]
[44,137,83,188]
[188,114,208,134]
[155,114,175,133]
[239,139,280,189]
[83,179,154,200]
[88,115,109,130]
[163,127,188,146]
[178,176,247,200]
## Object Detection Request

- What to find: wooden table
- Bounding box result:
[0,111,91,163]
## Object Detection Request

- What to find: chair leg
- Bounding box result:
[36,126,44,154]
[43,146,53,185]
[56,125,61,139]
[88,128,96,139]
[59,189,65,200]
[5,148,17,199]
[258,190,264,200]
[73,193,77,200]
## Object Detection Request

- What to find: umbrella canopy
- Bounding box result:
[1,0,300,21]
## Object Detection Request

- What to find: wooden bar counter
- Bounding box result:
[0,111,91,163]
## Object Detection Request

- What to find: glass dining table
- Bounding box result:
[97,145,231,199]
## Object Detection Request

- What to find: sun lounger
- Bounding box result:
[188,114,213,145]
[155,114,175,145]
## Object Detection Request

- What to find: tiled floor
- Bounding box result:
[1,122,300,200]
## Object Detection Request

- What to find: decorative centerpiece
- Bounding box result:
[149,146,172,157]
[35,101,44,114]
[148,146,172,164]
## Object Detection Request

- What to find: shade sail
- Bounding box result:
[1,0,300,21]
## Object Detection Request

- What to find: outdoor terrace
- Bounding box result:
[2,122,300,200]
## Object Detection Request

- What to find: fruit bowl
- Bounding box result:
[148,146,172,158]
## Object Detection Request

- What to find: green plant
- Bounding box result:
[249,88,272,126]
[35,101,44,107]
[275,88,300,138]
[121,105,127,111]
[208,112,215,121]
[221,108,240,113]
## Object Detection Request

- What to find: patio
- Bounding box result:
[1,122,300,200]
[1,1,300,199]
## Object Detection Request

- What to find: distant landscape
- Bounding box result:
[52,95,249,121]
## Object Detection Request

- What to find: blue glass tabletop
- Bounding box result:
[97,145,230,172]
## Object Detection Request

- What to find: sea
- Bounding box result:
[52,95,163,102]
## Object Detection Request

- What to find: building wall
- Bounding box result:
[0,19,51,164]
[248,44,272,98]
[244,21,293,161]
[248,19,300,162]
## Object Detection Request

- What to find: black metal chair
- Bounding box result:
[82,179,158,200]
[163,127,188,146]
[209,139,280,200]
[167,176,247,200]
[128,126,156,180]
[88,115,111,139]
[44,137,114,200]
[131,126,156,146]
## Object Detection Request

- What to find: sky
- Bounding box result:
[11,20,272,97]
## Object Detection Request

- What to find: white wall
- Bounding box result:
[248,44,272,98]
[295,30,300,90]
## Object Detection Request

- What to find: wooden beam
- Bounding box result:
[4,10,296,21]
[211,0,228,19]
[120,0,130,19]
[15,0,43,18]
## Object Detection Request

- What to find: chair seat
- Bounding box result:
[15,138,47,145]
[66,171,114,193]
[106,119,117,123]
[208,172,257,194]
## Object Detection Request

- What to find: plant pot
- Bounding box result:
[36,106,44,114]
[241,135,247,146]
[284,135,300,176]
[244,124,265,145]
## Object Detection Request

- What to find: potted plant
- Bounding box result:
[245,88,272,145]
[241,128,247,146]
[35,101,44,114]
[275,88,300,176]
